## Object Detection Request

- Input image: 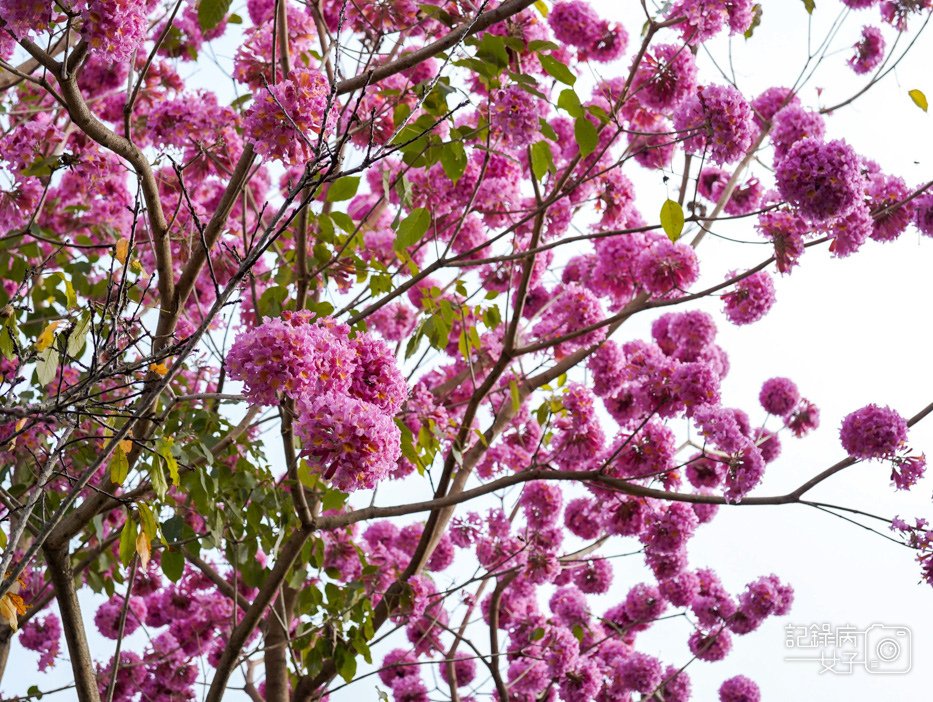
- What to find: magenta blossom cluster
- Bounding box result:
[839,404,908,460]
[228,312,407,491]
[850,25,885,74]
[549,0,628,62]
[244,67,331,165]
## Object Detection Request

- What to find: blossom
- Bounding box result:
[776,138,864,220]
[771,106,825,160]
[81,0,148,62]
[722,271,775,325]
[688,628,733,661]
[829,202,873,257]
[867,173,912,242]
[756,209,807,273]
[348,333,408,414]
[914,190,933,236]
[94,595,147,639]
[619,651,663,692]
[439,656,477,687]
[490,85,544,149]
[572,558,613,594]
[750,86,800,127]
[850,25,885,74]
[674,84,755,164]
[631,44,698,110]
[548,1,603,47]
[635,240,700,295]
[643,502,698,554]
[720,675,761,702]
[244,68,331,164]
[379,649,420,686]
[295,392,402,491]
[759,377,800,416]
[891,455,926,490]
[521,482,564,529]
[839,404,908,459]
[227,314,355,406]
[18,613,60,671]
[785,399,820,437]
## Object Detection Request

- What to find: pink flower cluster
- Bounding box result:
[850,25,885,74]
[674,84,755,164]
[549,0,628,62]
[81,0,150,63]
[228,312,407,491]
[840,404,908,459]
[244,67,331,165]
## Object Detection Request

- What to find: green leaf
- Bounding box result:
[573,117,598,158]
[534,0,549,16]
[35,347,58,387]
[322,489,348,512]
[531,627,545,641]
[325,176,361,202]
[110,443,129,485]
[475,33,509,69]
[659,199,685,241]
[0,316,15,361]
[198,0,232,31]
[137,503,157,540]
[394,208,431,251]
[119,516,138,567]
[909,89,928,112]
[557,89,584,118]
[509,379,521,413]
[530,141,554,181]
[440,142,467,184]
[157,437,180,486]
[539,54,576,85]
[161,549,184,582]
[67,312,90,358]
[50,272,77,309]
[149,459,168,501]
[801,0,815,13]
[0,528,7,550]
[336,646,357,683]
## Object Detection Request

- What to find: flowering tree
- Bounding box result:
[0,0,931,700]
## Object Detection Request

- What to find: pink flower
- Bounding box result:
[631,44,698,110]
[227,314,356,406]
[244,67,331,165]
[840,404,908,459]
[850,25,885,74]
[722,271,775,325]
[776,138,864,221]
[674,84,755,164]
[349,333,408,414]
[891,454,926,490]
[720,675,761,702]
[759,377,800,416]
[489,85,545,149]
[635,240,700,296]
[19,613,61,671]
[82,0,149,63]
[295,392,402,492]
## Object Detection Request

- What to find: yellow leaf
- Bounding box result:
[534,0,549,16]
[34,321,60,352]
[115,238,130,266]
[149,362,168,376]
[909,89,928,112]
[119,439,133,454]
[135,530,151,569]
[0,592,27,631]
